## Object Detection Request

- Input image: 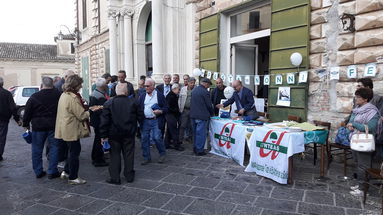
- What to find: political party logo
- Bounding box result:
[257,130,287,160]
[214,123,236,149]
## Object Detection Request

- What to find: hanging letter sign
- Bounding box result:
[245,75,250,85]
[236,75,242,82]
[220,74,226,82]
[264,75,270,85]
[275,75,283,85]
[200,69,206,77]
[254,75,260,85]
[206,71,212,79]
[227,74,234,83]
[298,71,308,83]
[213,72,219,80]
[364,63,376,77]
[330,67,340,80]
[287,73,295,84]
[347,65,357,79]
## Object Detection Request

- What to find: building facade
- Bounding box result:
[0,37,75,89]
[75,0,195,99]
[191,0,383,131]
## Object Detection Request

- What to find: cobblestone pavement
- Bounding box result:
[0,121,381,215]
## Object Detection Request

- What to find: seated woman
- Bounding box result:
[348,88,380,196]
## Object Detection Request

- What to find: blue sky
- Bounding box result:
[0,0,75,44]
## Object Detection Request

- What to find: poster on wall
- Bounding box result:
[276,87,291,107]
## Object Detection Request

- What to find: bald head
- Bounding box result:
[232,80,242,92]
[116,83,128,96]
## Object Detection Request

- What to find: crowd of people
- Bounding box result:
[0,70,259,186]
[1,71,382,192]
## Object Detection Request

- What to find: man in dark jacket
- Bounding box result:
[110,70,134,98]
[89,78,109,167]
[0,77,21,161]
[211,78,226,116]
[217,80,258,120]
[164,84,184,151]
[138,78,168,165]
[100,83,144,184]
[190,78,214,156]
[23,77,61,179]
[156,74,172,97]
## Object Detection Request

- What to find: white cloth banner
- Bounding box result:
[209,119,246,166]
[245,127,305,184]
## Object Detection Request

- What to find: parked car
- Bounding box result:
[9,86,40,119]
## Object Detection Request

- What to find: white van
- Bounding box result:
[9,86,40,119]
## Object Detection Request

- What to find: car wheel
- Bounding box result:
[17,107,25,120]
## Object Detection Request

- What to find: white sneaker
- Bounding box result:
[60,171,69,179]
[350,185,359,191]
[68,177,87,185]
[350,189,364,197]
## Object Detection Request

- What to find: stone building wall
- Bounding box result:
[308,0,383,132]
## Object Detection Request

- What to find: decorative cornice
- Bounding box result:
[121,8,134,17]
[107,9,119,18]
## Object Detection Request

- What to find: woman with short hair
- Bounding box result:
[347,88,380,196]
[55,74,100,185]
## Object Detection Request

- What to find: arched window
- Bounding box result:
[145,13,152,77]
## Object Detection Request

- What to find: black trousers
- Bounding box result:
[91,127,105,163]
[58,139,68,162]
[64,140,81,180]
[165,114,180,148]
[0,120,9,157]
[109,137,135,181]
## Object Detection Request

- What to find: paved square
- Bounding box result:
[0,122,381,215]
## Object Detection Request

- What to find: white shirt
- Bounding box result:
[144,90,158,118]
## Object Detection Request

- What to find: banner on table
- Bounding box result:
[245,127,305,184]
[209,120,246,166]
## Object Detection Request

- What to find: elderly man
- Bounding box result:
[138,78,168,164]
[156,74,172,97]
[110,70,135,98]
[0,77,21,161]
[92,73,112,93]
[190,78,214,156]
[211,78,226,116]
[23,77,61,178]
[216,80,258,120]
[100,83,143,184]
[172,74,180,85]
[179,77,196,144]
[183,74,190,88]
[89,78,109,167]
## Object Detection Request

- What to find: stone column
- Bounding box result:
[123,9,134,80]
[108,9,118,75]
[152,0,164,77]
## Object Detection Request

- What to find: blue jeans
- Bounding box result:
[192,119,208,153]
[141,119,166,160]
[31,130,59,175]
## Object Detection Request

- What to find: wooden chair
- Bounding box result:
[363,167,383,214]
[307,121,331,167]
[288,115,301,123]
[327,122,352,178]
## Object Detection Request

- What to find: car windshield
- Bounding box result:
[22,88,39,97]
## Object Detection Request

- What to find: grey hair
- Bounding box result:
[95,78,106,87]
[42,77,54,88]
[64,70,75,78]
[163,74,171,79]
[116,83,128,96]
[188,77,196,82]
[0,77,3,87]
[145,78,155,86]
[171,83,180,90]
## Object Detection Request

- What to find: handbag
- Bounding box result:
[335,127,351,146]
[350,125,375,152]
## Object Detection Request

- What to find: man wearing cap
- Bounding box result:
[190,78,214,156]
[216,80,258,120]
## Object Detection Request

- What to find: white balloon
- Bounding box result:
[192,68,202,77]
[224,86,234,99]
[290,52,303,67]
